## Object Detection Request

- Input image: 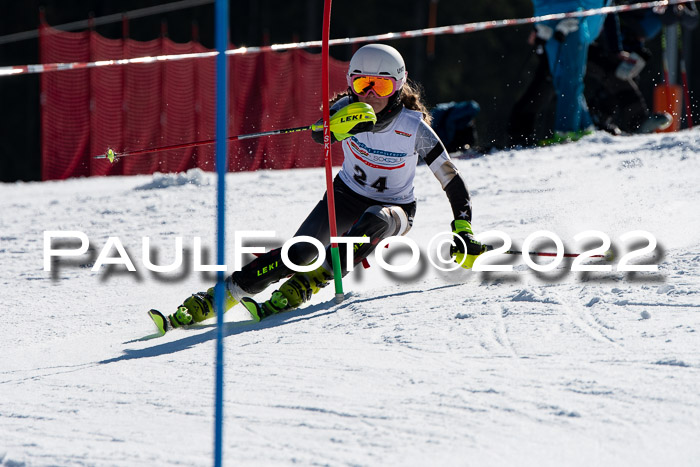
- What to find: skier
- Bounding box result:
[149,44,486,334]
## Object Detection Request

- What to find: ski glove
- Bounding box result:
[450,219,487,270]
[615,52,646,80]
[554,18,579,42]
[534,24,553,41]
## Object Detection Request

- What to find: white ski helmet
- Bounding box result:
[346,44,407,91]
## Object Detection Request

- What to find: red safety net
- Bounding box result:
[40,24,349,180]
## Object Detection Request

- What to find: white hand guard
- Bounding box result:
[534,24,553,41]
[556,18,579,35]
[615,52,646,81]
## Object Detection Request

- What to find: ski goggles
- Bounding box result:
[349,75,400,98]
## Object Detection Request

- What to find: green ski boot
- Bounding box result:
[242,266,333,321]
[539,128,594,146]
[168,287,239,329]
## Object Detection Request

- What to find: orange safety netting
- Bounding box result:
[40,24,348,180]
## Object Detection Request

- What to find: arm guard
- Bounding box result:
[444,173,473,222]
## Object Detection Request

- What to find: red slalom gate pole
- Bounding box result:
[321,0,344,303]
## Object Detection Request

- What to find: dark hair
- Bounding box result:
[400,79,431,125]
[330,78,432,125]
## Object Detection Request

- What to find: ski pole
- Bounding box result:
[662,27,672,90]
[680,57,693,128]
[95,125,312,162]
[484,244,613,260]
[504,250,611,259]
[94,101,376,163]
[679,26,693,128]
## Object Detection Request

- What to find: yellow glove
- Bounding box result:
[450,220,487,269]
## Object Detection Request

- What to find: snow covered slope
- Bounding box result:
[1,129,699,466]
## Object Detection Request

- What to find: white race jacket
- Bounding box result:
[338,107,451,204]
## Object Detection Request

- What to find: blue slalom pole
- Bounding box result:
[213,0,228,466]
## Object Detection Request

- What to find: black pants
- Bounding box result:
[232,176,416,294]
[584,55,649,134]
[508,50,556,147]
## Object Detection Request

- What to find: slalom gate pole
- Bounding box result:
[321,0,344,304]
[213,0,227,465]
[93,125,312,161]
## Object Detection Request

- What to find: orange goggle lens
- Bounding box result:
[351,75,397,97]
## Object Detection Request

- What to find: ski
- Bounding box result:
[146,304,259,338]
[239,297,265,322]
[147,294,351,337]
[147,309,169,336]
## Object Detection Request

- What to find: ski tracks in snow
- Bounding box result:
[3,130,700,465]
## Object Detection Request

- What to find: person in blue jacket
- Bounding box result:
[531,0,611,143]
